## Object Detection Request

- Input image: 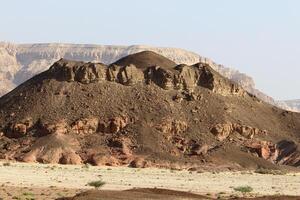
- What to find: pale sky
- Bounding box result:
[0,0,299,100]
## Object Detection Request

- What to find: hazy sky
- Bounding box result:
[0,0,299,100]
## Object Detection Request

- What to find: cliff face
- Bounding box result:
[0,42,295,111]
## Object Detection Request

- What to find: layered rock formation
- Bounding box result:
[1,51,300,170]
[279,99,300,112]
[1,42,288,110]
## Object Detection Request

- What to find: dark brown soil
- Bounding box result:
[58,189,300,200]
[58,188,209,200]
[0,51,300,170]
[113,50,177,69]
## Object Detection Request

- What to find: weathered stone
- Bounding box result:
[75,63,107,83]
[146,66,174,89]
[38,119,68,135]
[211,122,267,141]
[108,116,129,134]
[156,118,188,135]
[174,64,200,91]
[211,123,233,141]
[49,59,107,83]
[107,64,121,82]
[71,117,99,134]
[118,64,144,85]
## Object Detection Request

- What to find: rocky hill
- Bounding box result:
[0,42,298,111]
[0,51,300,170]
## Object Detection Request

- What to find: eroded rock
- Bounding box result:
[37,119,68,135]
[71,117,99,134]
[5,118,33,138]
[211,122,267,141]
[21,133,82,164]
[118,64,144,85]
[156,118,187,135]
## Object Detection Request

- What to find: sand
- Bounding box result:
[0,161,300,199]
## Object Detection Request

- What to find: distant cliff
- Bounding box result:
[0,42,296,111]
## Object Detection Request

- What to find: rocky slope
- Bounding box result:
[0,51,300,170]
[0,42,262,101]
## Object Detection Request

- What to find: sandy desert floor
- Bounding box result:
[0,161,300,199]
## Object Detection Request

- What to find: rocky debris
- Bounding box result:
[91,154,121,166]
[129,157,148,168]
[244,140,300,166]
[71,117,99,134]
[276,140,300,166]
[108,136,134,156]
[244,140,278,162]
[99,116,129,134]
[156,118,188,136]
[37,119,68,135]
[211,122,267,141]
[156,118,209,156]
[21,133,82,164]
[211,123,233,141]
[5,118,33,138]
[90,136,136,166]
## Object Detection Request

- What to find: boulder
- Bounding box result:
[74,63,107,83]
[211,122,267,141]
[38,119,68,135]
[129,157,147,168]
[91,154,120,166]
[118,64,144,85]
[156,118,188,135]
[276,140,300,166]
[49,59,107,83]
[146,66,174,89]
[244,140,278,162]
[108,116,129,134]
[107,64,121,82]
[211,123,233,141]
[174,64,200,91]
[21,133,82,164]
[71,117,99,134]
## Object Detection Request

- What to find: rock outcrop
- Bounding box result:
[211,122,267,141]
[47,56,245,97]
[244,140,300,166]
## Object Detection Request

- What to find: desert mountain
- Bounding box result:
[0,51,300,170]
[279,100,300,112]
[1,42,292,112]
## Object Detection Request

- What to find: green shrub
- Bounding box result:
[87,180,106,189]
[234,186,253,193]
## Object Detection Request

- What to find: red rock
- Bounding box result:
[71,117,99,134]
